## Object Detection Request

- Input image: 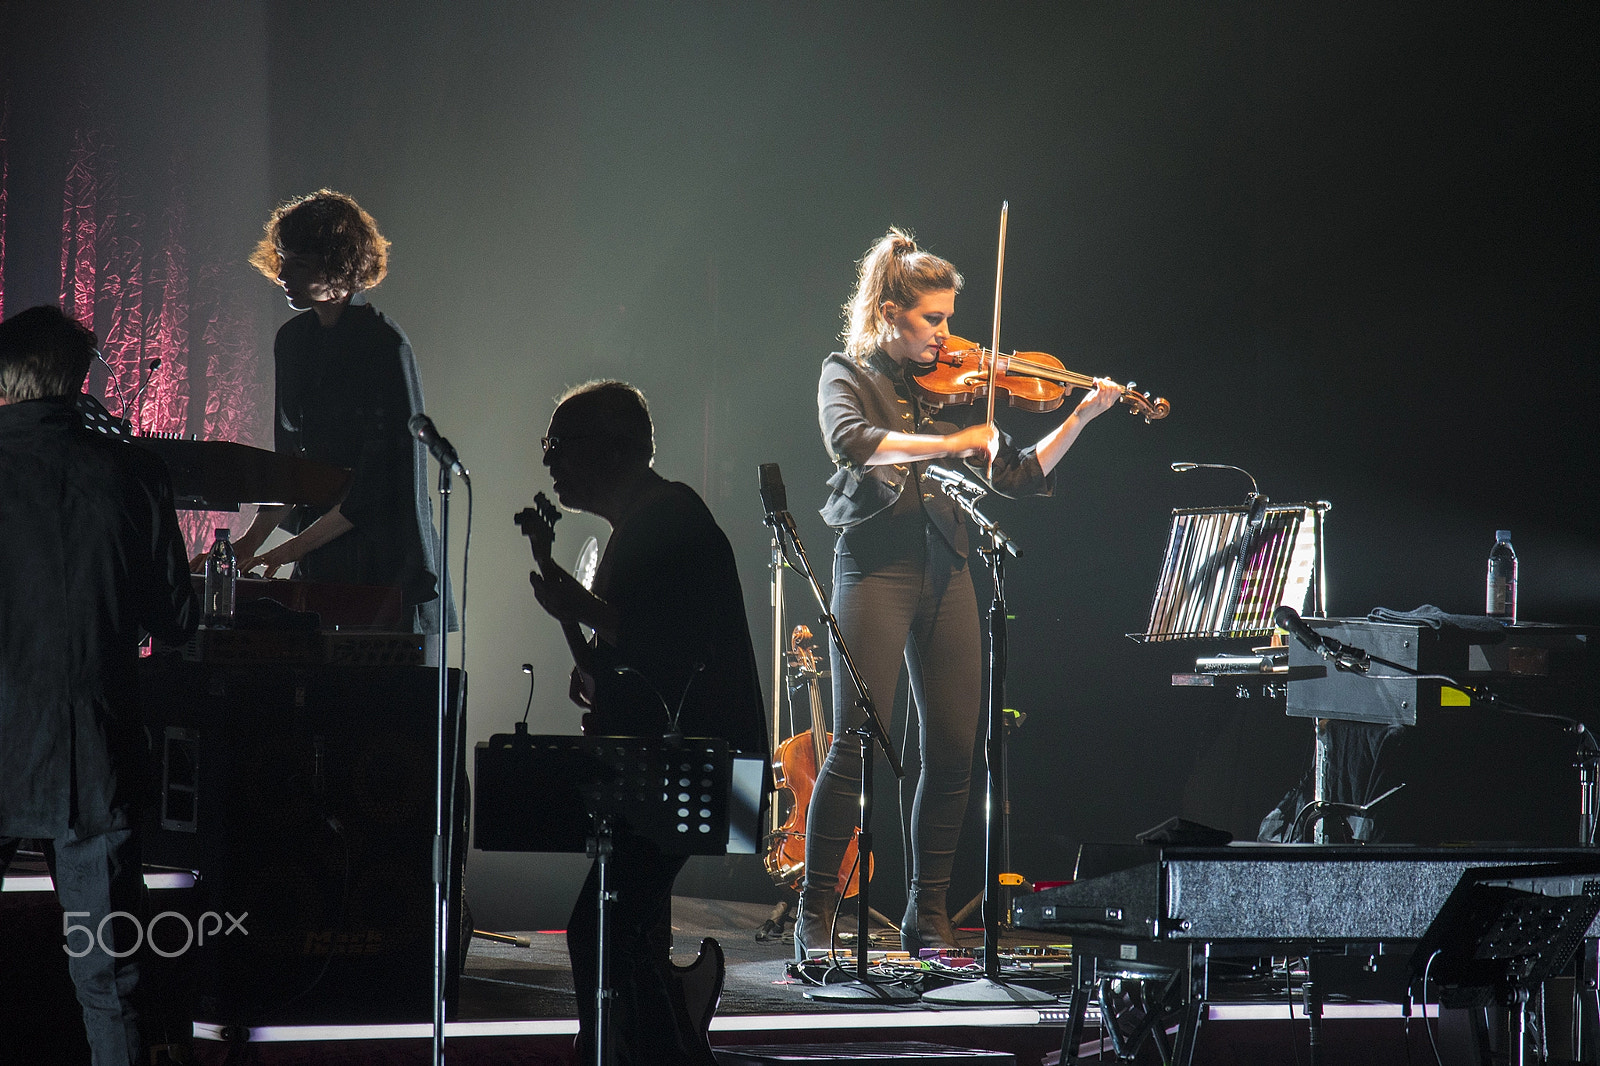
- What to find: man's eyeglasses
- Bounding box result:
[540,434,600,454]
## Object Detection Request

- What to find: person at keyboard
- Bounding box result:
[224,189,449,633]
[0,305,198,1064]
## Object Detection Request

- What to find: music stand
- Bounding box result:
[475,730,745,1066]
[1411,862,1600,1066]
[1133,498,1335,838]
[1132,499,1330,644]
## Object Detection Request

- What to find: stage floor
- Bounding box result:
[185,898,1461,1066]
[454,896,1074,1020]
[190,897,1085,1064]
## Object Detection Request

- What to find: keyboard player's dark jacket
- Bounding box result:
[0,398,196,838]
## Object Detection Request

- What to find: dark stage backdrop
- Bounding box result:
[3,1,1596,930]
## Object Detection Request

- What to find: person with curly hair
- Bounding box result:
[230,189,448,633]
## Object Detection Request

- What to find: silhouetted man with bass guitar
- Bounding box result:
[519,379,766,1066]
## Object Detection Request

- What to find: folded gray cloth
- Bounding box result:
[1367,604,1506,642]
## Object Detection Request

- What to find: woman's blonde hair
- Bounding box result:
[840,227,963,364]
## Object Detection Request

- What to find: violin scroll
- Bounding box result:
[1118,382,1171,423]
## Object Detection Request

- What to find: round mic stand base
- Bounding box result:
[808,976,920,1005]
[920,977,1057,1006]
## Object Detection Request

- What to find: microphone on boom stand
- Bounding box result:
[409,413,470,481]
[756,461,914,1004]
[1274,605,1369,673]
[924,463,988,499]
[758,463,801,551]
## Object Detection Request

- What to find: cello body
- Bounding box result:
[763,627,869,896]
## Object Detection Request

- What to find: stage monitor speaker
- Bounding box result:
[137,658,467,1026]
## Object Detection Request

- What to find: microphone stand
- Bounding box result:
[920,476,1054,1006]
[764,506,915,1004]
[429,460,458,1066]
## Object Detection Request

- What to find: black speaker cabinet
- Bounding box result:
[137,658,467,1025]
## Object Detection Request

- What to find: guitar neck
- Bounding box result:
[561,620,591,672]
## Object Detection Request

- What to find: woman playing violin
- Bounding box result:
[798,228,1121,958]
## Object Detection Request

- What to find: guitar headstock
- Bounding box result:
[514,492,561,561]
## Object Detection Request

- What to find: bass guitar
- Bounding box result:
[515,494,601,719]
[517,497,725,1061]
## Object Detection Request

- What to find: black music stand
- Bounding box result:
[475,731,741,1066]
[1412,862,1600,1066]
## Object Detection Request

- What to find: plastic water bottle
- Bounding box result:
[203,527,237,628]
[1486,530,1517,623]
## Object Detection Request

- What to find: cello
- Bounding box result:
[763,626,869,896]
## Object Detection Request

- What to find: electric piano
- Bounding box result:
[1016,843,1600,1064]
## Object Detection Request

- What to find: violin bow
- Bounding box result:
[985,201,1008,482]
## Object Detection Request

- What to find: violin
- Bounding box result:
[762,625,870,897]
[910,335,1171,423]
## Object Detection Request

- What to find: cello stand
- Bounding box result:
[921,477,1055,1007]
[762,486,916,1004]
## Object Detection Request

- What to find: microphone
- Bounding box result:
[409,413,469,479]
[1274,605,1369,672]
[758,462,788,515]
[1273,605,1324,657]
[924,464,988,499]
[128,358,162,434]
[758,463,800,545]
[1171,461,1262,501]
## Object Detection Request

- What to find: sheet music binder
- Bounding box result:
[1132,500,1330,643]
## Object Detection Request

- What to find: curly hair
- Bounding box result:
[840,227,963,364]
[249,189,390,294]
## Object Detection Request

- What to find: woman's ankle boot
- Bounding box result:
[900,884,958,952]
[794,886,840,962]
